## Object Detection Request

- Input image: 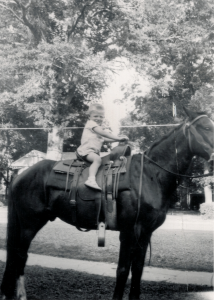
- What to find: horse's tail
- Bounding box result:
[1,182,20,298]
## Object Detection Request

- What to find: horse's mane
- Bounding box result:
[146,123,184,156]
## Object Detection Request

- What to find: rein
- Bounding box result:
[144,154,213,178]
[134,153,144,244]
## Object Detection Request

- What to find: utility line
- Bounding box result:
[0,124,180,130]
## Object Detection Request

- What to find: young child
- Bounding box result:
[76,103,129,190]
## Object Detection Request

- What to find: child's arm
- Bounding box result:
[93,126,128,141]
[103,137,117,142]
[103,137,128,142]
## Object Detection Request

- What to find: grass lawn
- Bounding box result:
[0,261,212,300]
[0,221,213,273]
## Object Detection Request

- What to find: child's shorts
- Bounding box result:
[76,151,89,163]
[76,149,100,163]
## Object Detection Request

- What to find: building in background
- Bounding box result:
[11,150,47,175]
[11,150,108,175]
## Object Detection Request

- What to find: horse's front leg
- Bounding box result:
[113,231,135,300]
[129,229,151,300]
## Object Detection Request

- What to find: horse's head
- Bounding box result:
[183,107,214,161]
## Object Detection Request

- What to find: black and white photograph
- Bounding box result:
[0,0,213,299]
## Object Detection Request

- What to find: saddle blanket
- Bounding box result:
[46,156,132,200]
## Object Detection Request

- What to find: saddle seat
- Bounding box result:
[54,142,131,173]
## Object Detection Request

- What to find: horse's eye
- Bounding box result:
[204,127,210,131]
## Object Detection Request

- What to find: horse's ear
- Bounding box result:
[183,106,207,121]
[183,106,197,120]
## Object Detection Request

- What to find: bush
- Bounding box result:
[199,203,214,219]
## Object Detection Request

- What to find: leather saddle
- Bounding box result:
[46,143,132,242]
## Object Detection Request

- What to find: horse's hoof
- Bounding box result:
[16,276,27,300]
[17,292,27,300]
[1,295,14,300]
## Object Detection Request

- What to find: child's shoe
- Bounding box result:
[85,178,101,190]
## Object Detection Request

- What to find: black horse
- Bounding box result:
[1,108,214,300]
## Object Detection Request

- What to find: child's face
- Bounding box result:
[89,111,104,125]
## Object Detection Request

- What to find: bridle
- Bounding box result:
[142,115,213,179]
[183,114,208,153]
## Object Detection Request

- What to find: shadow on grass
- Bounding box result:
[0,261,212,300]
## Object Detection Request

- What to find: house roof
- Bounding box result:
[11,150,46,169]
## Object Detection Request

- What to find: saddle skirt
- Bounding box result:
[46,144,132,230]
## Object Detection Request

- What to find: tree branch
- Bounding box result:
[86,35,115,45]
[67,6,88,40]
[67,0,98,41]
[24,0,32,9]
[91,9,113,18]
[13,0,41,46]
[0,3,25,24]
[0,171,9,184]
[19,2,35,32]
[193,57,207,71]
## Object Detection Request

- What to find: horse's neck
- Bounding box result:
[149,126,192,178]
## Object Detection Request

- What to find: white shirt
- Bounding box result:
[77,120,104,156]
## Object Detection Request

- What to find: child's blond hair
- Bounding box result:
[87,103,105,115]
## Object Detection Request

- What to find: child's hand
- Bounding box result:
[118,135,129,142]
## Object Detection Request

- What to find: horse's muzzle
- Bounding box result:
[208,153,214,162]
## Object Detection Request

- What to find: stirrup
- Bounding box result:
[98,222,105,247]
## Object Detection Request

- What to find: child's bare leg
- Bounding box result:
[86,152,102,177]
[85,152,102,190]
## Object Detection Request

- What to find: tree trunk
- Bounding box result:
[46,126,64,161]
[204,161,212,203]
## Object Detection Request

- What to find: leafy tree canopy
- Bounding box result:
[120,0,214,147]
[1,0,214,187]
[0,0,133,167]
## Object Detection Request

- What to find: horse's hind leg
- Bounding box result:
[1,195,21,299]
[1,212,48,300]
[16,214,49,300]
[129,230,151,300]
[16,224,47,300]
[113,231,134,300]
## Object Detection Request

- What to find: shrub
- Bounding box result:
[199,203,214,219]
